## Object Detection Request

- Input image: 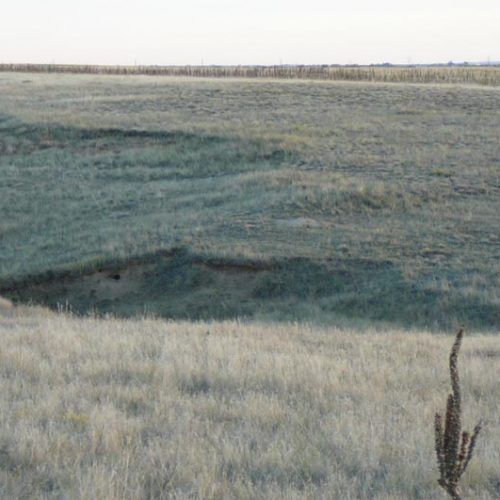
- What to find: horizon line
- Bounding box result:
[1,61,500,68]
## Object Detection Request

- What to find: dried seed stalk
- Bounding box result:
[434,329,483,500]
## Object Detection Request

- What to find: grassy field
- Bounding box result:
[0,306,498,499]
[0,72,499,499]
[1,72,499,329]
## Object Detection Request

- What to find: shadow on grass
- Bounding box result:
[2,248,498,331]
[0,115,289,163]
[0,114,217,144]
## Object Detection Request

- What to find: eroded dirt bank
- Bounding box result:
[1,248,498,330]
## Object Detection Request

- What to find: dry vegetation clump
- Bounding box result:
[0,307,497,499]
[435,329,483,499]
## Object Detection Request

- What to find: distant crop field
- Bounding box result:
[1,63,500,86]
[0,72,499,329]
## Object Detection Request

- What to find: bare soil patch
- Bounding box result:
[2,248,498,329]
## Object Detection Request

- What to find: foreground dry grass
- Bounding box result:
[0,307,498,499]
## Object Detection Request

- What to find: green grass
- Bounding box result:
[0,73,499,329]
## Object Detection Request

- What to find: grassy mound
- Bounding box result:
[1,74,499,329]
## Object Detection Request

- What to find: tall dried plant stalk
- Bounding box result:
[434,329,482,500]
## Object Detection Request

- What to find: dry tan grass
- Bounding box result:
[0,306,498,499]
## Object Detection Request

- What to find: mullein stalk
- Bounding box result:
[434,329,483,500]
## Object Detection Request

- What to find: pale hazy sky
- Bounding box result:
[2,0,499,65]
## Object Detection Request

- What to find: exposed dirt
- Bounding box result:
[0,295,13,312]
[0,250,275,319]
[2,249,498,328]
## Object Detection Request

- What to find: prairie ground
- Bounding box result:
[0,73,499,329]
[0,73,499,498]
[0,306,498,499]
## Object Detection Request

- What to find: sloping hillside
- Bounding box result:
[1,74,499,329]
